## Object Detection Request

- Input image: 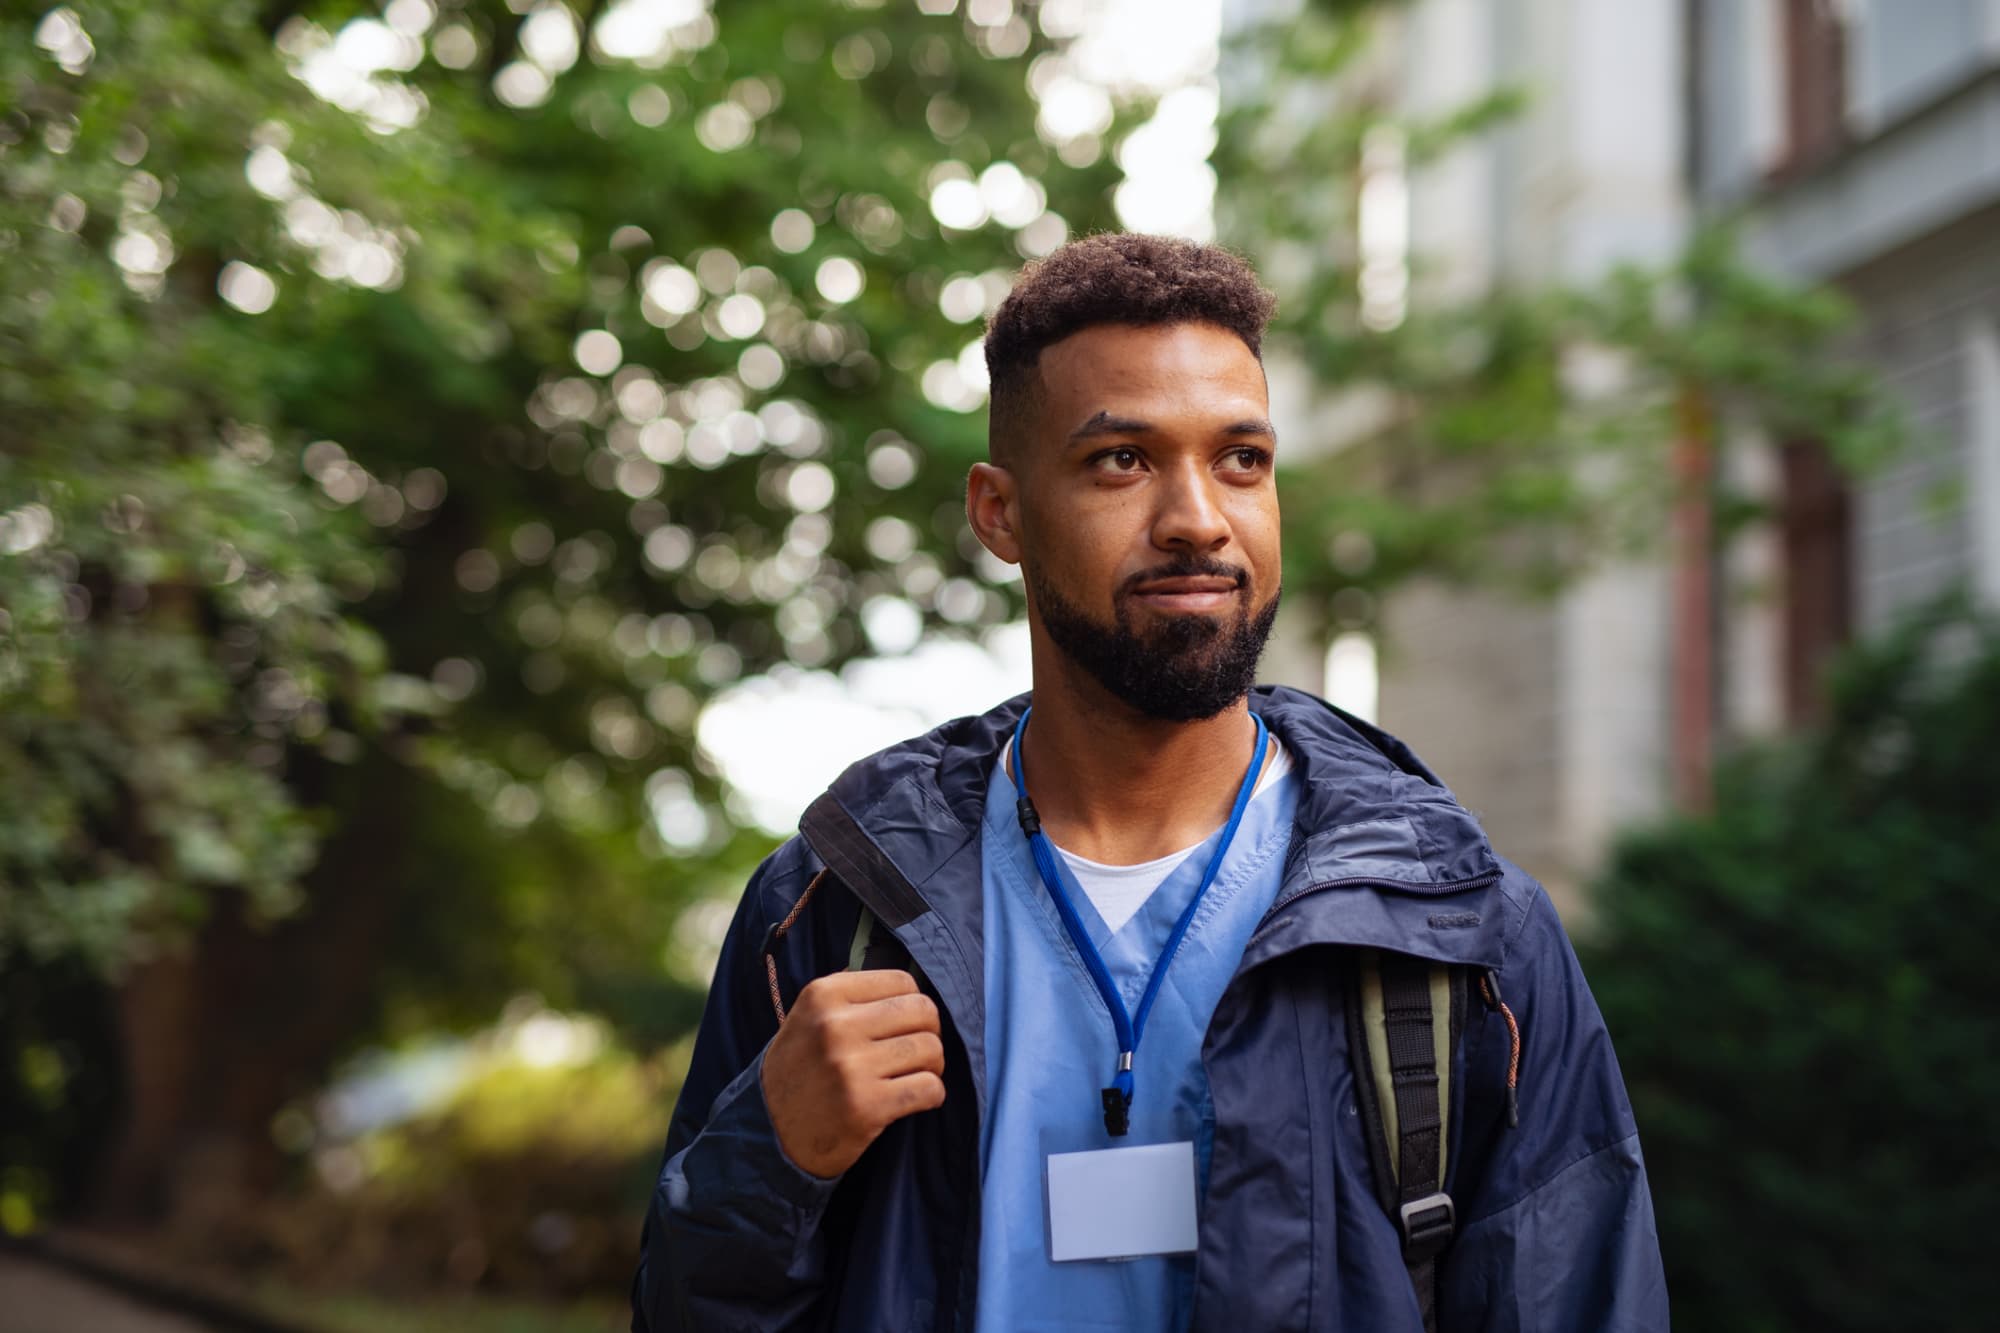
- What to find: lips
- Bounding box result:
[1128,574,1242,613]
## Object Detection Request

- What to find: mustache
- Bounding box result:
[1117,556,1250,596]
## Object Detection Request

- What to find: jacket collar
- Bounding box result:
[801,685,1508,972]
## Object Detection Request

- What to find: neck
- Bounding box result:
[1017,639,1264,865]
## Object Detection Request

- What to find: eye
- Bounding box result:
[1092,447,1145,473]
[1221,446,1270,472]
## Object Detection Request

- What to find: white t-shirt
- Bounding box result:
[1005,738,1296,933]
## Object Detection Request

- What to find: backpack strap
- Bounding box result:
[1346,948,1463,1332]
[763,868,925,1025]
[846,902,912,974]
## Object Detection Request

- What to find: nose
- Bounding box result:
[1150,458,1231,555]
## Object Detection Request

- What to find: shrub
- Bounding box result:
[1584,599,2000,1331]
[185,1038,682,1305]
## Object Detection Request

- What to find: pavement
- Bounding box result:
[0,1251,215,1332]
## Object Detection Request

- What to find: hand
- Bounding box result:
[760,969,947,1179]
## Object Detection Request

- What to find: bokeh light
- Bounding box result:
[813,256,864,304]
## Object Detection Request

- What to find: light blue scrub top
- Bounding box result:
[974,745,1301,1332]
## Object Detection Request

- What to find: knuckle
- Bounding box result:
[907,1074,945,1112]
[792,984,832,1029]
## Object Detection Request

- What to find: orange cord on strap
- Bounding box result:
[765,868,831,1024]
[1479,972,1522,1128]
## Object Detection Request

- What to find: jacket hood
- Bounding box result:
[801,684,1502,932]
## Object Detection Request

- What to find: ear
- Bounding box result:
[965,462,1022,566]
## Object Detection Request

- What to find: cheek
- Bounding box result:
[1230,494,1282,573]
[1027,491,1133,576]
[1048,530,1124,588]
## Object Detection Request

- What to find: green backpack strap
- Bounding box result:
[845,901,924,980]
[1347,948,1463,1332]
[844,901,949,1071]
[847,904,877,972]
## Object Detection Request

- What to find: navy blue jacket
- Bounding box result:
[633,687,1668,1331]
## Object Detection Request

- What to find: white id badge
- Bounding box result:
[1045,1140,1199,1262]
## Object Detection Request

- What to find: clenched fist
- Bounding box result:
[761,969,947,1179]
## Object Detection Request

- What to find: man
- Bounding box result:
[631,234,1667,1331]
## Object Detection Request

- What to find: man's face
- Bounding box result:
[979,321,1282,721]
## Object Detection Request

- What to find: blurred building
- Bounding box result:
[1701,0,2000,648]
[1247,0,2000,908]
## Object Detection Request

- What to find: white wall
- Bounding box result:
[1960,309,2000,605]
[1375,0,1689,903]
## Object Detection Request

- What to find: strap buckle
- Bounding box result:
[1396,1191,1456,1261]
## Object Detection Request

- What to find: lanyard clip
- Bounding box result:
[1100,1086,1131,1137]
[1101,1052,1134,1136]
[1015,795,1041,837]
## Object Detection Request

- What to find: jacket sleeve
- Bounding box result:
[1439,869,1671,1333]
[631,851,844,1333]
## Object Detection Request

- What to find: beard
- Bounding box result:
[1030,556,1280,722]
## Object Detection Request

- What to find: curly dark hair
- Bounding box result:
[983,233,1278,463]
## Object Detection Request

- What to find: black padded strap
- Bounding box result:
[1379,955,1444,1205]
[1409,1254,1439,1330]
[1375,954,1458,1332]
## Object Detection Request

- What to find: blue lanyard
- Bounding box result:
[1009,705,1270,1137]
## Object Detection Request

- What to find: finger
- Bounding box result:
[882,1070,947,1120]
[796,967,918,1012]
[861,1029,945,1080]
[846,990,940,1040]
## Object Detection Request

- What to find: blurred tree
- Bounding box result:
[0,0,1125,1226]
[1584,598,2000,1331]
[1216,0,1904,637]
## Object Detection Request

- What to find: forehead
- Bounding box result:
[1033,322,1268,424]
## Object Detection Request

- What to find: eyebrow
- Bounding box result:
[1065,411,1278,445]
